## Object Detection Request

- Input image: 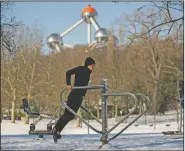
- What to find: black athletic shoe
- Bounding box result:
[52,127,61,143]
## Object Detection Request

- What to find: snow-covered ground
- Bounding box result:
[1,112,184,150]
[0,119,181,135]
[1,133,183,150]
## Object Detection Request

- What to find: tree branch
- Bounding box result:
[121,16,183,47]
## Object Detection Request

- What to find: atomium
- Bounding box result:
[47,5,119,52]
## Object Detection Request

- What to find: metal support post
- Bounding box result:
[180,103,183,133]
[101,79,108,144]
[89,17,101,31]
[87,23,91,45]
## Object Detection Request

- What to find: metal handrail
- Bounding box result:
[71,85,104,90]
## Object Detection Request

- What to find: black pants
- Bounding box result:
[54,90,83,132]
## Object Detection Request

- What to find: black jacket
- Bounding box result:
[66,66,92,96]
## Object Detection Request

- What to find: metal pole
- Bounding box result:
[89,17,101,31]
[60,19,84,37]
[176,80,184,133]
[153,99,156,129]
[101,79,108,144]
[87,23,91,45]
[63,44,73,48]
[182,106,184,132]
[54,43,62,52]
[88,95,90,135]
[180,102,182,133]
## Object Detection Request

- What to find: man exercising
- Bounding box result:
[52,57,96,143]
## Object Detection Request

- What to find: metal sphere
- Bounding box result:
[94,35,119,50]
[94,28,110,43]
[81,12,97,18]
[47,33,63,51]
[81,5,97,24]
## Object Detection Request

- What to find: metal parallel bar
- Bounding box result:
[102,93,150,109]
[100,92,138,141]
[80,105,102,125]
[60,87,104,134]
[102,92,139,97]
[60,85,104,99]
[72,85,104,90]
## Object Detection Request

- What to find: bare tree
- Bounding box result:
[1,2,22,55]
[116,2,183,46]
[16,24,45,124]
[1,54,22,123]
[1,2,23,123]
[115,6,183,126]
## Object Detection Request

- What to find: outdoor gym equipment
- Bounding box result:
[23,79,150,146]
